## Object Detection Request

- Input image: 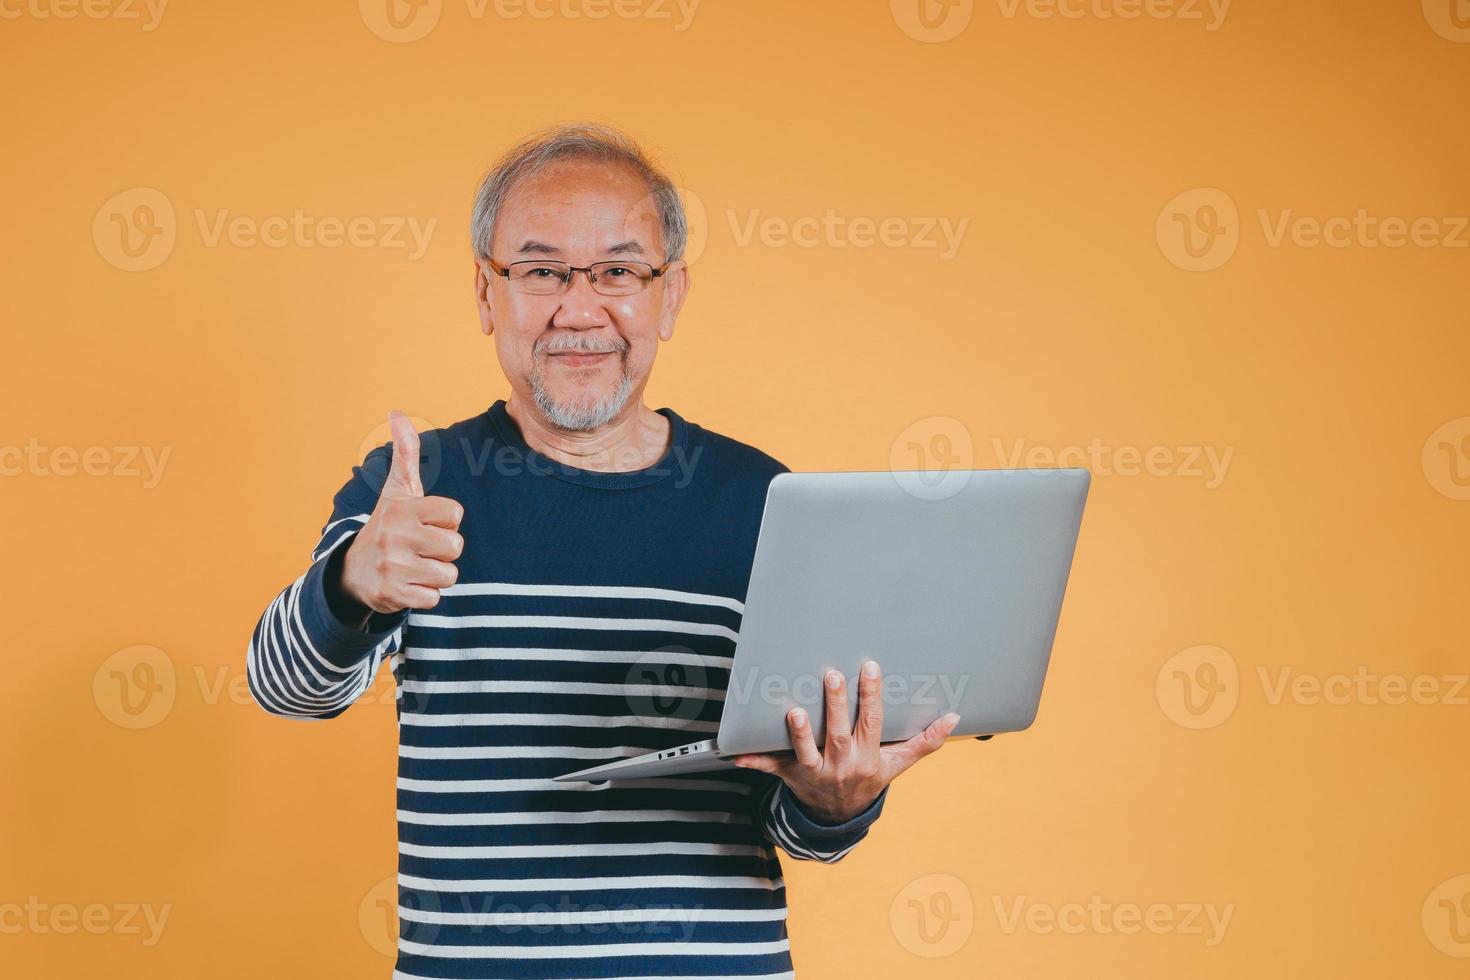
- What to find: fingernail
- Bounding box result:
[863,660,879,678]
[826,670,841,689]
[791,708,807,727]
[944,712,961,726]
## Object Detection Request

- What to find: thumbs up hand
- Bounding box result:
[339,411,465,616]
[380,408,425,500]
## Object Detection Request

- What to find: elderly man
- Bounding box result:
[246,121,960,979]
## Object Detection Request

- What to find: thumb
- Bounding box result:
[383,410,423,499]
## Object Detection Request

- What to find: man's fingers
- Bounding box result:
[394,583,444,611]
[408,557,460,591]
[787,708,823,770]
[414,495,464,530]
[409,523,464,563]
[822,669,852,755]
[855,659,885,747]
[385,410,423,499]
[729,753,783,775]
[884,712,961,778]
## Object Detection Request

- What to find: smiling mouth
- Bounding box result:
[549,351,615,365]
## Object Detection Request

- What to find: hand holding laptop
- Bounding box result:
[554,467,1089,785]
[731,659,962,824]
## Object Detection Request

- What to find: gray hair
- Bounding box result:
[470,121,687,264]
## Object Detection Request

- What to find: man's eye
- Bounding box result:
[602,266,632,277]
[526,266,562,278]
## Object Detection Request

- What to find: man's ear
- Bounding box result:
[657,260,690,343]
[474,260,494,336]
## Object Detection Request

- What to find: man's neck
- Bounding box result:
[504,395,671,473]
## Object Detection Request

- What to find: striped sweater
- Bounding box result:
[246,399,888,979]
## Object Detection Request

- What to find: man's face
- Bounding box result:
[475,159,689,432]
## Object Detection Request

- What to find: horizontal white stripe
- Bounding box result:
[309,514,369,562]
[398,776,750,795]
[405,645,733,667]
[244,547,400,720]
[441,581,744,613]
[397,808,750,827]
[766,789,859,864]
[400,711,718,731]
[399,905,787,926]
[397,938,790,959]
[399,744,647,760]
[401,841,768,860]
[399,678,725,700]
[399,873,783,893]
[408,613,738,642]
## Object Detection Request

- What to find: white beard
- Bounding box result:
[528,352,635,432]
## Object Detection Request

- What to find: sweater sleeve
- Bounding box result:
[245,443,409,720]
[747,774,889,863]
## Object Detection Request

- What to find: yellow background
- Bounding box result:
[3,0,1468,976]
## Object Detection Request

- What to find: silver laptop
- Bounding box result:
[554,467,1090,782]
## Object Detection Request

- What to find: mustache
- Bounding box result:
[536,335,628,356]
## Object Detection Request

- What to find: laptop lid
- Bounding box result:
[714,468,1090,756]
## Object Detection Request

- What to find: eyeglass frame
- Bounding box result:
[483,256,675,296]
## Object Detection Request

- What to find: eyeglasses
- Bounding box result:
[485,258,671,297]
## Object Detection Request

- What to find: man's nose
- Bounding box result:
[552,270,612,327]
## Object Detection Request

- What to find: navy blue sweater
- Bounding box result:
[247,399,887,979]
